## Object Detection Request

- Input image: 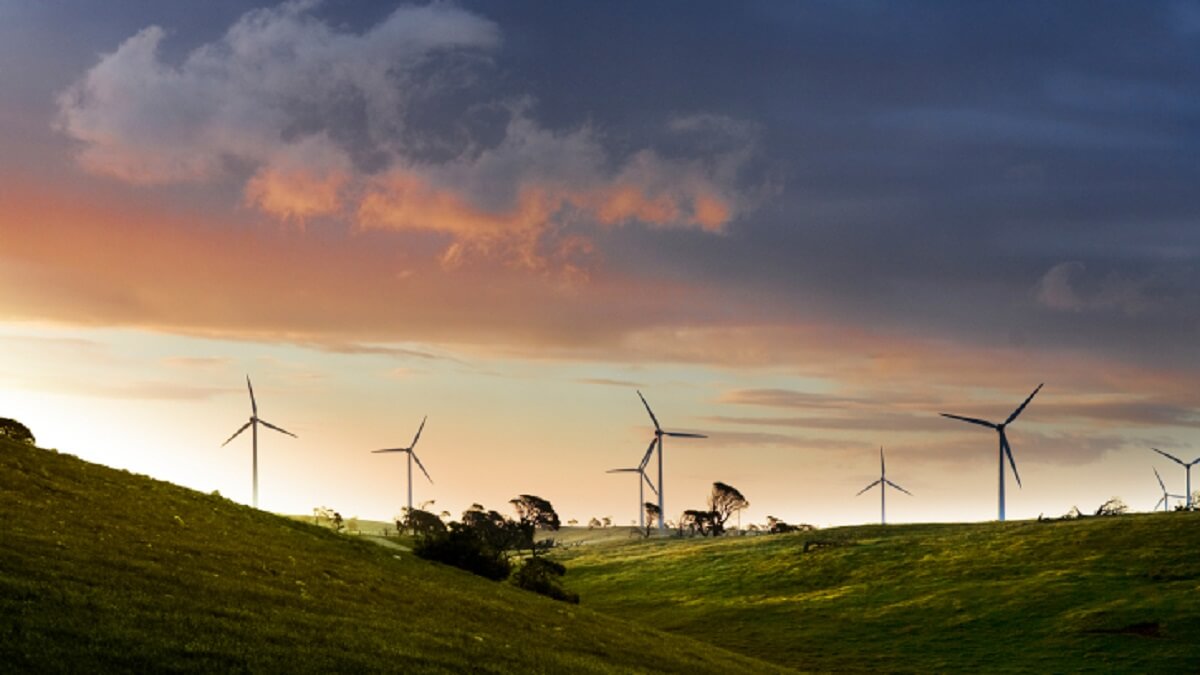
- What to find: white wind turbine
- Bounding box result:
[637,390,707,532]
[607,438,659,529]
[372,417,432,516]
[221,376,297,509]
[1153,467,1187,512]
[941,383,1042,521]
[1151,448,1200,509]
[855,447,912,525]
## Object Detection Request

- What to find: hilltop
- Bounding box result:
[0,439,783,673]
[558,515,1200,672]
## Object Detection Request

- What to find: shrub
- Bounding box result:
[0,417,34,445]
[511,557,579,604]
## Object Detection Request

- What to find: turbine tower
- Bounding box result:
[372,417,432,516]
[941,383,1042,521]
[637,390,707,531]
[855,447,912,525]
[1153,467,1188,512]
[222,376,297,509]
[606,438,659,529]
[1151,448,1200,509]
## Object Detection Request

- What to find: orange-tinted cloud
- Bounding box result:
[54,4,751,271]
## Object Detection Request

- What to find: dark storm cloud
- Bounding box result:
[461,0,1200,370]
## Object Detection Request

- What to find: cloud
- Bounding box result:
[57,1,752,266]
[1035,261,1163,315]
[577,377,642,388]
[162,356,233,369]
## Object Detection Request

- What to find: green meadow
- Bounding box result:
[0,439,781,673]
[559,516,1200,672]
[6,435,1199,673]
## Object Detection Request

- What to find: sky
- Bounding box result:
[3,1,1200,527]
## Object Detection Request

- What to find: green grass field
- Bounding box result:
[0,439,783,673]
[558,515,1200,672]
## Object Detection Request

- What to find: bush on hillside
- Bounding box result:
[413,525,512,581]
[511,557,579,604]
[0,417,34,445]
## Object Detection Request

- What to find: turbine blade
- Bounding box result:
[940,413,997,429]
[665,432,707,438]
[258,419,297,438]
[855,479,882,496]
[1155,467,1167,492]
[1155,495,1166,510]
[637,390,662,431]
[221,421,252,447]
[1002,432,1021,488]
[880,447,885,476]
[246,376,257,416]
[411,416,427,449]
[885,479,913,496]
[606,468,639,473]
[1004,383,1043,426]
[1151,447,1185,466]
[372,448,407,454]
[642,471,659,496]
[638,437,657,469]
[411,451,433,484]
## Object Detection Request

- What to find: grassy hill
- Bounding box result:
[558,515,1200,672]
[0,439,784,673]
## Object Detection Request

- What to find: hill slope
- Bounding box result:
[559,515,1200,672]
[0,439,784,673]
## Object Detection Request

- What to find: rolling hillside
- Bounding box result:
[559,514,1200,672]
[0,439,784,673]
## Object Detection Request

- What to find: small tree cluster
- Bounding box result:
[413,495,577,602]
[678,482,750,537]
[1094,497,1128,517]
[766,515,814,534]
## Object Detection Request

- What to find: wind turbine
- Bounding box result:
[1151,448,1200,509]
[637,390,707,532]
[372,417,432,516]
[855,447,912,525]
[941,383,1042,521]
[221,376,297,509]
[607,438,659,529]
[1153,467,1188,512]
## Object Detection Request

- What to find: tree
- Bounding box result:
[412,504,511,578]
[403,508,448,537]
[708,482,749,535]
[567,518,578,527]
[643,502,661,534]
[509,494,560,557]
[331,512,344,532]
[601,516,612,528]
[0,417,34,445]
[587,517,602,529]
[681,509,720,536]
[461,505,519,555]
[1095,497,1128,517]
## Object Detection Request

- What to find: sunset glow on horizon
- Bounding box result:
[4,1,1200,528]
